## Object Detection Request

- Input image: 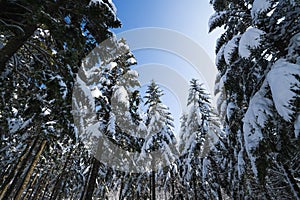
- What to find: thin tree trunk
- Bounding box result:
[193,177,197,200]
[171,172,175,199]
[80,166,91,200]
[119,175,124,200]
[15,139,47,200]
[40,177,50,200]
[82,157,100,200]
[0,137,38,200]
[22,171,39,200]
[49,151,71,200]
[151,170,155,200]
[29,173,47,200]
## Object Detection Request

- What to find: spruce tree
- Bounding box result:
[210,0,300,198]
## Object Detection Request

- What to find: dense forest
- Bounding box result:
[0,0,299,199]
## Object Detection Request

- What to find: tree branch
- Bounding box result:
[0,24,37,74]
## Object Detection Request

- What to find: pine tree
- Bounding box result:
[140,80,178,199]
[0,0,122,198]
[210,0,300,198]
[178,79,223,199]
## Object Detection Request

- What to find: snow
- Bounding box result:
[8,118,22,133]
[294,114,300,138]
[237,150,245,177]
[215,44,225,66]
[75,75,95,109]
[108,62,117,70]
[126,70,138,78]
[226,102,236,120]
[58,79,67,99]
[266,59,299,121]
[89,0,117,19]
[224,36,240,65]
[208,11,227,29]
[251,0,272,19]
[288,33,300,57]
[113,86,129,107]
[90,86,102,98]
[238,27,265,58]
[127,57,137,65]
[243,81,273,176]
[243,82,272,150]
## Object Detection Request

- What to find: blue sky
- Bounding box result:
[113,0,221,60]
[112,0,222,134]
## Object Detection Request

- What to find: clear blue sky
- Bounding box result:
[112,0,222,135]
[113,0,221,60]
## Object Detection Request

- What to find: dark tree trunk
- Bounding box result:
[193,177,198,200]
[15,139,47,200]
[1,137,38,200]
[82,158,100,200]
[151,170,155,200]
[119,176,124,200]
[49,152,71,200]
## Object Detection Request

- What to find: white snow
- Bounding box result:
[243,81,273,150]
[75,75,95,109]
[266,59,299,121]
[294,114,300,138]
[90,86,102,98]
[89,0,117,19]
[126,69,139,78]
[288,33,300,57]
[215,44,225,66]
[113,86,129,107]
[239,27,265,58]
[251,0,272,19]
[127,57,137,65]
[108,62,117,70]
[208,11,227,29]
[224,35,240,65]
[8,118,22,133]
[226,102,236,120]
[58,79,67,99]
[237,149,245,177]
[108,113,116,134]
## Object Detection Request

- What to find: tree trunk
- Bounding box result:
[22,171,39,200]
[14,139,47,200]
[49,151,71,200]
[151,170,155,200]
[193,177,198,200]
[82,157,100,200]
[119,176,124,200]
[0,138,38,200]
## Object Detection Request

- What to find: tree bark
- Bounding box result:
[193,177,198,200]
[22,171,39,200]
[151,170,155,200]
[82,157,100,200]
[14,139,47,200]
[0,138,38,200]
[49,151,71,200]
[119,176,124,200]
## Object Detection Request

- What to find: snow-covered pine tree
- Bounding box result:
[177,79,223,199]
[0,1,121,199]
[140,80,178,199]
[210,0,300,198]
[74,36,145,199]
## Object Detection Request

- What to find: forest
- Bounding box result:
[0,0,299,199]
